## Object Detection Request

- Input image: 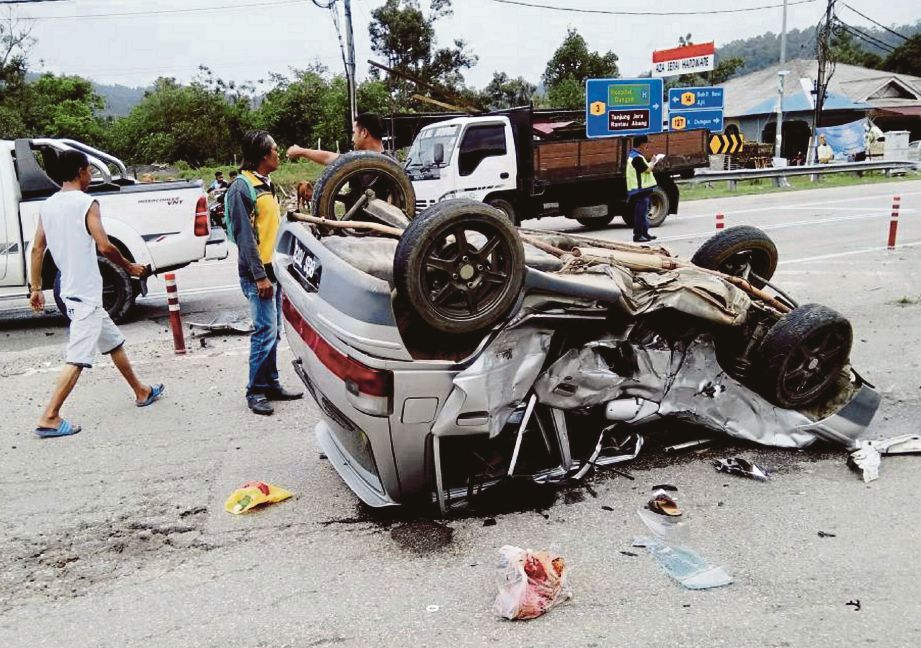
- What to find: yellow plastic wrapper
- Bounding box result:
[224,481,293,515]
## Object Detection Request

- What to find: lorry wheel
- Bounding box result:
[311,151,415,222]
[646,187,670,227]
[623,187,669,228]
[691,225,778,288]
[485,197,518,225]
[570,205,614,230]
[394,199,525,335]
[757,304,852,408]
[54,257,136,322]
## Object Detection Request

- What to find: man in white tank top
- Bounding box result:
[28,150,165,438]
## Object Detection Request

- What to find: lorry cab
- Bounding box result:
[405,116,518,216]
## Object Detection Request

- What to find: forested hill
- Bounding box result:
[717,20,921,79]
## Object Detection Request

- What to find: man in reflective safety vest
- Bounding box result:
[627,136,663,243]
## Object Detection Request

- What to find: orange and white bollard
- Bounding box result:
[887,195,901,250]
[716,212,725,230]
[164,273,186,355]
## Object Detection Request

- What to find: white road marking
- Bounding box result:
[657,211,898,243]
[778,240,921,266]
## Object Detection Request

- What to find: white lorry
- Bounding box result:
[402,108,709,228]
[0,138,226,320]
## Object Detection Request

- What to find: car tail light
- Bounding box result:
[282,294,392,416]
[194,195,209,236]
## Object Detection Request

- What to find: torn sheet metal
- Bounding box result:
[849,442,882,483]
[188,311,254,334]
[848,435,921,483]
[713,457,770,481]
[657,337,819,448]
[432,328,552,439]
[534,339,671,410]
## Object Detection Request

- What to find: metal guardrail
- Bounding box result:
[677,159,920,185]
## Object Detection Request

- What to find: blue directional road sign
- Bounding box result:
[586,78,664,139]
[668,109,725,132]
[667,86,724,110]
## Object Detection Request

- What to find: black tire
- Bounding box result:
[691,225,778,288]
[485,197,518,225]
[394,199,525,335]
[646,186,670,227]
[576,214,616,229]
[571,205,614,230]
[53,256,135,322]
[623,187,669,229]
[758,304,853,408]
[311,151,415,222]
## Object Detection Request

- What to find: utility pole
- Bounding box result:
[813,0,835,148]
[774,0,788,161]
[343,0,357,125]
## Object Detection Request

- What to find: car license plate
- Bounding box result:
[291,239,322,289]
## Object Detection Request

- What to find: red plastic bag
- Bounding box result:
[494,545,572,620]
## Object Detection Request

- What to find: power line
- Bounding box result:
[841,2,909,41]
[488,0,817,16]
[834,18,897,53]
[12,0,307,20]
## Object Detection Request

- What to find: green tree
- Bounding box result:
[479,72,536,110]
[883,33,921,76]
[24,74,107,144]
[108,70,255,165]
[368,0,477,110]
[830,27,883,69]
[542,28,618,109]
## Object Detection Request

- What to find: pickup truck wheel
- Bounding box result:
[758,304,853,408]
[570,205,614,230]
[485,197,518,225]
[311,151,415,222]
[52,257,136,322]
[394,199,525,335]
[691,225,778,288]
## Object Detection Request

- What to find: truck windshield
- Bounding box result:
[405,124,460,169]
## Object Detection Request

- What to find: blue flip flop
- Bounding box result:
[34,419,82,438]
[136,383,165,407]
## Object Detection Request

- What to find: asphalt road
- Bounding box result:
[2,180,920,647]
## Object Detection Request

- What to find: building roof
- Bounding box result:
[720,59,921,118]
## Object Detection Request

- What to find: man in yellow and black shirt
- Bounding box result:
[226,130,302,416]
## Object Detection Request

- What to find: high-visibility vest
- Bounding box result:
[627,149,657,193]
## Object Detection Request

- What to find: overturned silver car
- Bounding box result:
[275,152,879,514]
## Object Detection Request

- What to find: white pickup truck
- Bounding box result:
[0,138,226,320]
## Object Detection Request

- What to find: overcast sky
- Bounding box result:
[9,0,920,89]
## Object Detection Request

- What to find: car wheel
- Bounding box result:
[691,225,778,288]
[485,197,518,225]
[311,151,415,222]
[394,199,525,335]
[758,304,853,408]
[53,256,136,322]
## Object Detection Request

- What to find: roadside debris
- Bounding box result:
[494,545,572,620]
[846,599,861,611]
[817,531,837,538]
[189,311,254,335]
[664,438,715,453]
[848,435,921,483]
[224,481,293,515]
[635,498,732,590]
[647,489,682,517]
[713,457,769,481]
